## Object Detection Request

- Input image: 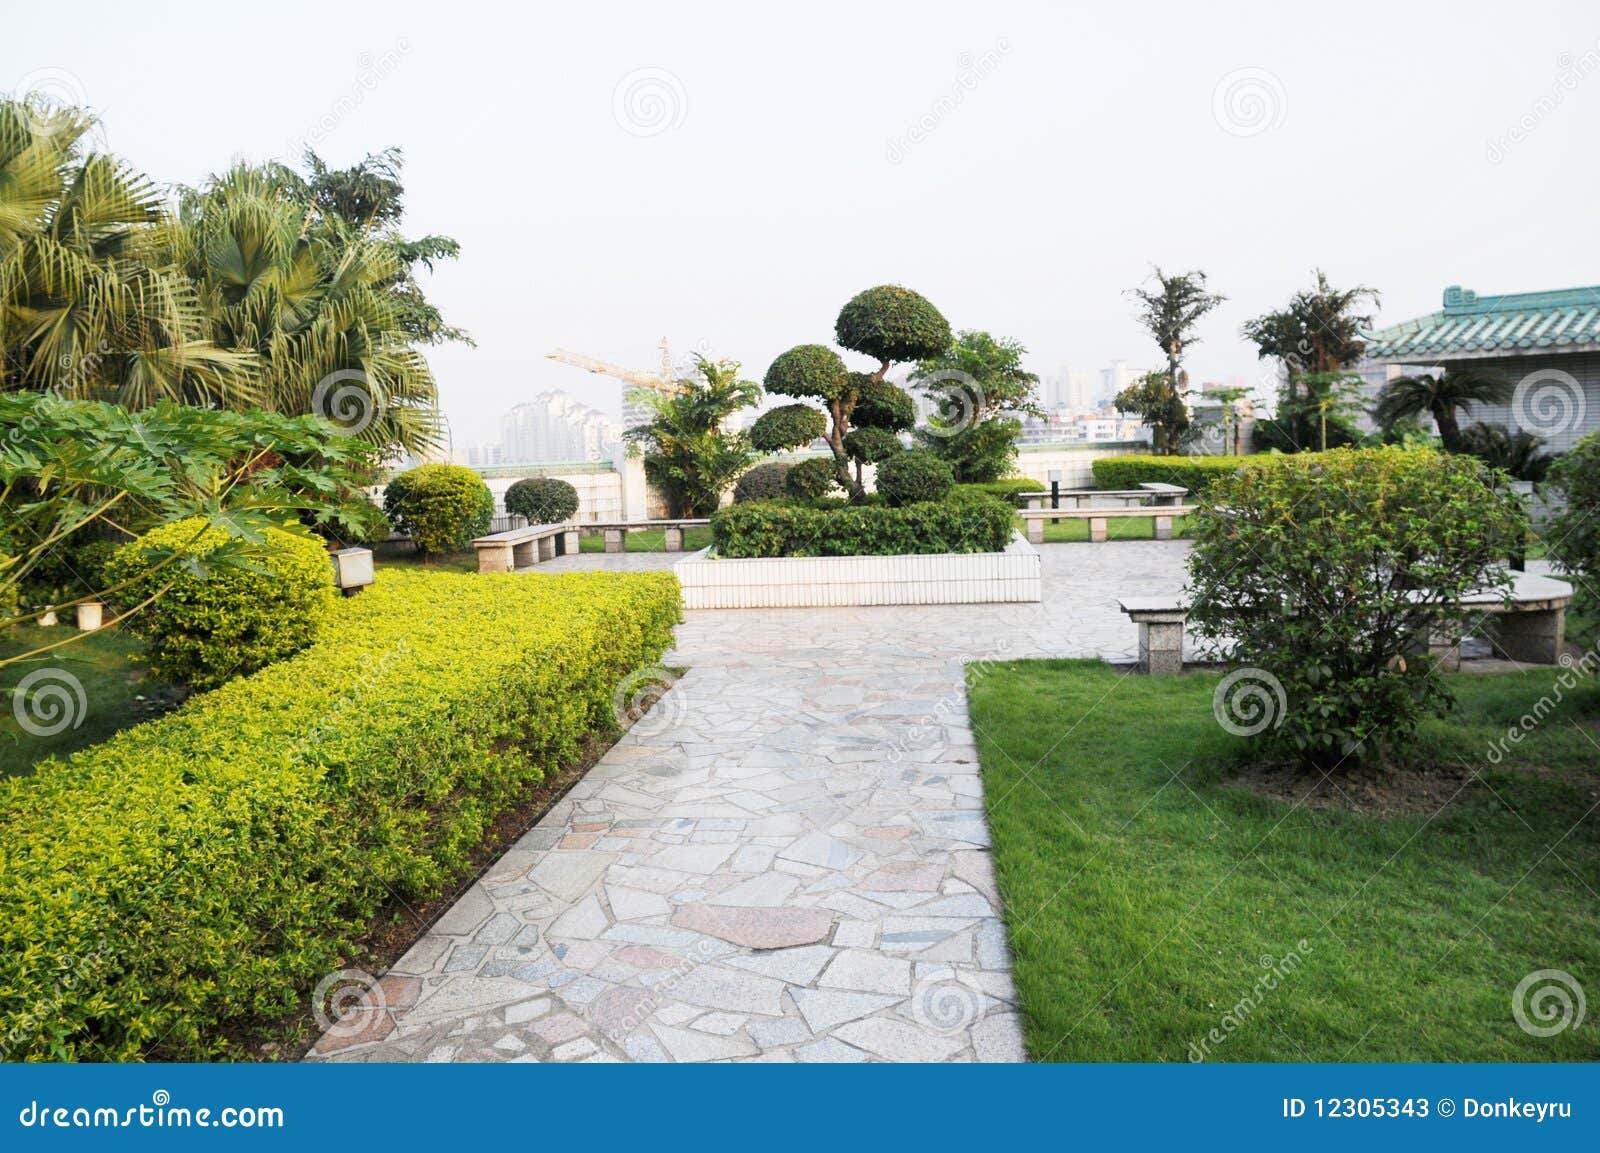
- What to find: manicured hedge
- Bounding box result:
[1090,454,1255,497]
[954,478,1040,508]
[711,492,1012,557]
[0,568,680,1060]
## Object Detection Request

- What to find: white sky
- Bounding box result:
[4,0,1597,444]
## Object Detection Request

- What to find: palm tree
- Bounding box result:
[0,99,257,407]
[625,355,759,516]
[1373,367,1512,452]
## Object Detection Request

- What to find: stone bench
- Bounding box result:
[586,519,711,553]
[1018,504,1197,543]
[472,522,579,573]
[1118,571,1574,674]
[1020,482,1189,512]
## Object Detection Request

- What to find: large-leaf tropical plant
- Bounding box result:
[1373,367,1512,452]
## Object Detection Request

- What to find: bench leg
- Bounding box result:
[605,527,626,554]
[1025,519,1044,545]
[562,530,580,556]
[1407,622,1462,671]
[1483,609,1565,664]
[664,526,684,552]
[1088,517,1108,543]
[1153,515,1174,541]
[538,535,557,562]
[1138,621,1184,675]
[512,539,536,568]
[478,543,514,574]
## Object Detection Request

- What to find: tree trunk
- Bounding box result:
[1433,403,1462,452]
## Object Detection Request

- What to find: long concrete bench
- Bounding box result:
[1018,504,1197,543]
[585,519,711,553]
[472,522,579,573]
[1118,571,1574,674]
[1021,482,1189,512]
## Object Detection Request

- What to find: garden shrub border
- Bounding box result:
[710,493,1013,558]
[1090,454,1255,497]
[0,568,680,1059]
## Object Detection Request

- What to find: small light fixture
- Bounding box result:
[329,547,375,595]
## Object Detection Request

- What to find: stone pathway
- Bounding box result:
[310,541,1190,1063]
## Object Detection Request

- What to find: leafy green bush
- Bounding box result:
[1545,433,1600,590]
[1188,448,1526,767]
[0,567,680,1059]
[843,426,904,464]
[835,285,953,363]
[750,403,828,453]
[1090,454,1254,497]
[875,449,954,507]
[382,464,494,555]
[711,493,1011,557]
[785,457,840,500]
[504,476,580,524]
[105,518,335,690]
[954,478,1040,508]
[733,461,793,503]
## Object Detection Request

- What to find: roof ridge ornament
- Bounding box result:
[1443,285,1478,310]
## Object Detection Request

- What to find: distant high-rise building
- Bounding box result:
[498,392,620,464]
[1100,359,1142,399]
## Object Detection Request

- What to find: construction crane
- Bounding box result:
[545,338,687,399]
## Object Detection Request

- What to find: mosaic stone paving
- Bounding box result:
[309,541,1190,1063]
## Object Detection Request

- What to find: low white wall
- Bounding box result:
[674,533,1041,609]
[378,465,625,526]
[1013,441,1149,488]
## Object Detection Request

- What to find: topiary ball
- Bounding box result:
[835,286,952,365]
[733,461,794,504]
[843,426,905,464]
[750,403,828,453]
[505,476,580,525]
[785,457,841,501]
[875,448,954,507]
[382,464,495,555]
[104,517,335,690]
[851,376,917,432]
[764,345,849,401]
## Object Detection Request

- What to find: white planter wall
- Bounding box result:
[674,533,1042,609]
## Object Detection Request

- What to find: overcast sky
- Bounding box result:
[5,0,1597,444]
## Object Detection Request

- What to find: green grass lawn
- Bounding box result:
[0,624,178,777]
[577,526,713,553]
[1018,514,1194,543]
[370,541,479,574]
[967,659,1600,1061]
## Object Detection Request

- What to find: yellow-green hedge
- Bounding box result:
[0,568,680,1060]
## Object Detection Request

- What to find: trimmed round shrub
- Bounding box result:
[764,344,849,401]
[843,426,904,464]
[875,448,954,507]
[1188,448,1526,768]
[505,476,580,524]
[751,403,828,452]
[851,376,917,432]
[383,464,494,555]
[835,285,952,364]
[733,461,793,504]
[105,518,335,690]
[786,456,841,500]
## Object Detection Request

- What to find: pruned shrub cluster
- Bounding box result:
[505,476,580,525]
[105,518,335,689]
[1090,454,1253,498]
[382,464,494,555]
[0,568,681,1059]
[875,449,954,507]
[733,461,794,504]
[711,492,1012,558]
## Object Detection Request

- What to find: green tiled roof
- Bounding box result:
[1365,284,1600,361]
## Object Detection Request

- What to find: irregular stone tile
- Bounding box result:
[672,904,834,950]
[586,985,661,1040]
[972,1013,1028,1062]
[833,1016,967,1062]
[790,989,902,1033]
[794,1036,871,1063]
[656,965,787,1016]
[650,1024,758,1062]
[724,945,834,986]
[605,885,672,920]
[548,894,609,940]
[705,871,800,907]
[817,949,912,995]
[689,1011,747,1036]
[648,844,738,874]
[860,862,945,892]
[528,851,618,902]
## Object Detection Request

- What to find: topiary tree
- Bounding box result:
[875,448,954,507]
[751,286,951,501]
[733,461,794,504]
[382,463,494,556]
[505,476,580,524]
[104,517,335,689]
[1187,448,1526,769]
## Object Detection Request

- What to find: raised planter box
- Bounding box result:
[674,531,1041,609]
